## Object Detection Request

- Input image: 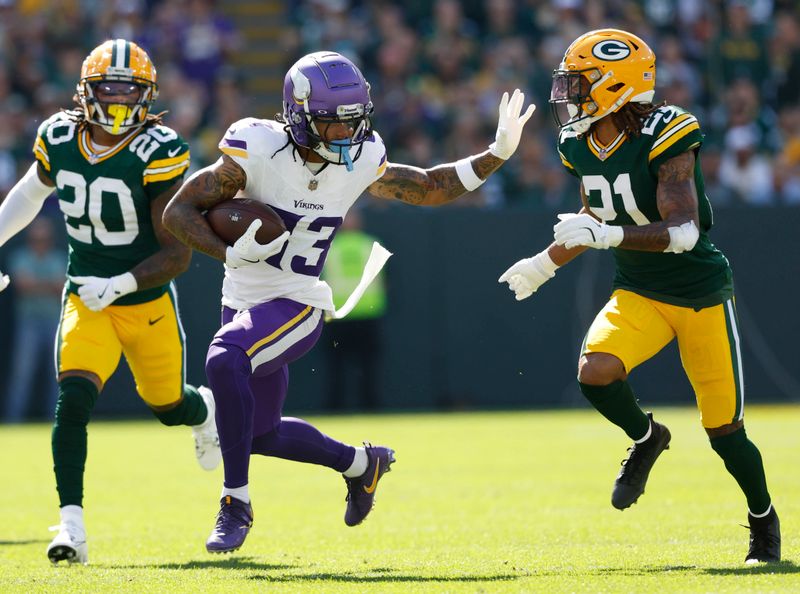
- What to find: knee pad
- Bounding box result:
[55,376,98,426]
[206,343,250,382]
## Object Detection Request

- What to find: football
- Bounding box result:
[205,198,287,246]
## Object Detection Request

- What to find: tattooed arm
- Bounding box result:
[125,181,193,289]
[553,152,700,253]
[163,155,247,261]
[615,150,700,252]
[367,150,506,206]
[367,89,534,206]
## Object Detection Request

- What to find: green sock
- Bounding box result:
[710,427,771,514]
[52,376,99,508]
[579,380,650,440]
[153,384,207,426]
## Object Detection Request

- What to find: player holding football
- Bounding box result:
[0,40,221,565]
[163,51,534,553]
[499,29,780,563]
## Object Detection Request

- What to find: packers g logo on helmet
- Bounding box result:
[591,40,632,61]
[550,29,655,134]
[77,39,159,135]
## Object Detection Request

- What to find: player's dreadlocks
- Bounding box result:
[608,101,665,138]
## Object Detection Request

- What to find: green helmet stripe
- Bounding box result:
[110,39,129,70]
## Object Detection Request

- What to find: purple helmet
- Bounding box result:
[282,51,373,170]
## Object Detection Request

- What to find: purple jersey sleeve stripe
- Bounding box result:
[378,153,387,165]
[221,138,248,150]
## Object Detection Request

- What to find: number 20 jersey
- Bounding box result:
[558,105,733,309]
[33,112,190,304]
[218,118,388,312]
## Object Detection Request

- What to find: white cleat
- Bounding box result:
[47,520,88,565]
[193,386,222,471]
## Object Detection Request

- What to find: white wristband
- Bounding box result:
[455,158,484,191]
[664,220,699,253]
[533,250,560,276]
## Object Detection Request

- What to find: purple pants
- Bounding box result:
[205,299,354,488]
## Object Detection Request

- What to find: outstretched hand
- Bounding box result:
[498,251,558,301]
[225,219,290,269]
[490,89,536,160]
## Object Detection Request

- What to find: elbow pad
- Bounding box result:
[0,163,53,247]
[664,220,699,254]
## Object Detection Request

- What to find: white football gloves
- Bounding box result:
[225,219,290,269]
[0,271,9,292]
[489,89,536,160]
[70,272,138,312]
[553,213,624,250]
[498,251,559,301]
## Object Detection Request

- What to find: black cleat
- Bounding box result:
[611,412,671,510]
[745,506,781,564]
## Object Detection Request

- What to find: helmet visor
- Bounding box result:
[550,70,592,105]
[92,81,144,104]
[550,69,594,129]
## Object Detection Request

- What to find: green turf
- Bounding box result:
[0,405,798,593]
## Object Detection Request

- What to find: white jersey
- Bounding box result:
[218,118,387,311]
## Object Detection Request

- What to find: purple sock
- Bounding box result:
[251,417,355,472]
[205,343,254,488]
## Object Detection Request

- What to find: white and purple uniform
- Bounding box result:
[218,117,387,313]
[206,118,387,487]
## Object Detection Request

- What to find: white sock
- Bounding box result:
[60,505,84,526]
[343,447,368,477]
[221,484,250,504]
[634,422,653,444]
[749,504,772,518]
[59,505,86,533]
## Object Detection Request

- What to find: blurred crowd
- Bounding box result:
[1,0,800,419]
[0,0,242,199]
[284,0,800,208]
[0,0,798,210]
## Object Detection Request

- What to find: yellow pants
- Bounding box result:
[57,289,185,407]
[584,289,743,428]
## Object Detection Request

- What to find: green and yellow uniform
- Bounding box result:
[34,112,191,404]
[559,105,742,427]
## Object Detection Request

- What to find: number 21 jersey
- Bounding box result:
[558,105,733,309]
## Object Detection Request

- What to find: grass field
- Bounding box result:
[0,405,798,593]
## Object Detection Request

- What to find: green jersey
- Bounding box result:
[33,112,190,304]
[558,105,732,308]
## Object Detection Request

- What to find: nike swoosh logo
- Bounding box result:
[363,465,381,494]
[149,315,165,325]
[98,286,107,299]
[167,146,182,158]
